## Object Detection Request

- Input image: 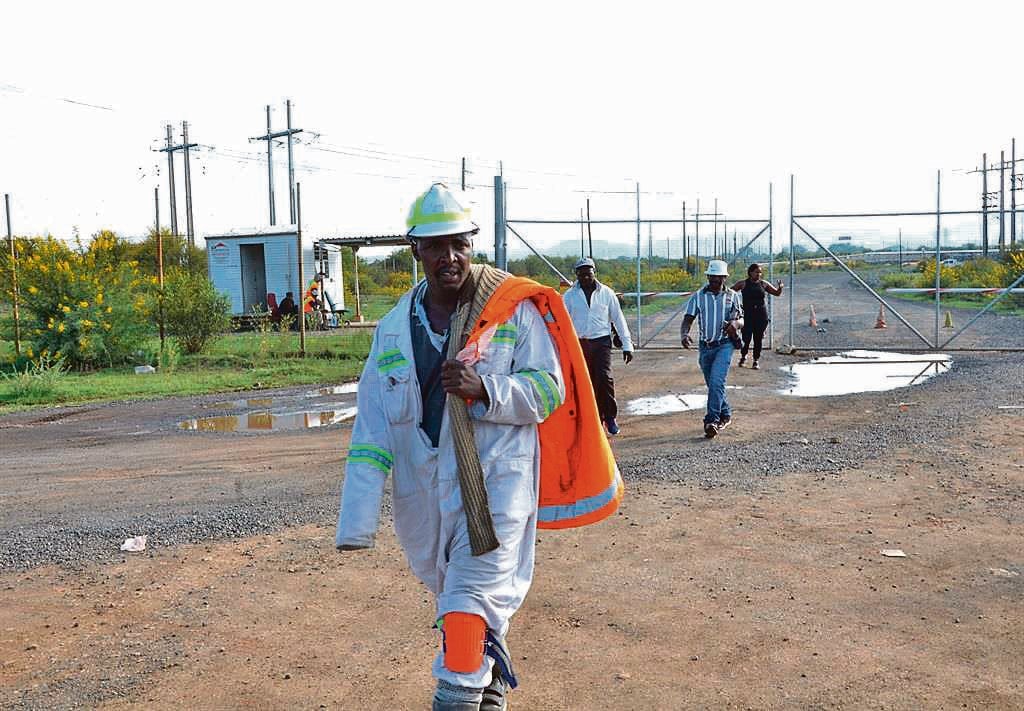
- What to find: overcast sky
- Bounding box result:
[1,0,1020,255]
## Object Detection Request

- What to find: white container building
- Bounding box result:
[204,228,345,316]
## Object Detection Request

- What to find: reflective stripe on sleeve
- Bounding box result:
[347,444,394,474]
[516,369,561,418]
[376,349,408,373]
[492,322,518,345]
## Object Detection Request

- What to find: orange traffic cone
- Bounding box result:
[808,304,818,328]
[874,303,887,329]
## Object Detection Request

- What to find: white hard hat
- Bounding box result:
[406,183,479,239]
[705,259,729,276]
[574,256,596,270]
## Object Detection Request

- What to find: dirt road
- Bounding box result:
[2,272,1022,709]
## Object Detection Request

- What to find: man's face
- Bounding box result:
[707,274,726,292]
[576,266,596,288]
[411,233,474,297]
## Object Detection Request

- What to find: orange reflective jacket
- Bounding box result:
[465,276,624,529]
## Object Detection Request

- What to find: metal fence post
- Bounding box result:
[493,176,507,270]
[296,183,306,358]
[4,193,20,356]
[635,183,642,346]
[768,182,774,350]
[788,175,795,347]
[935,170,941,347]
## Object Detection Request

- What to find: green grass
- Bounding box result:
[354,294,400,321]
[622,295,689,318]
[0,329,374,413]
[887,292,1024,316]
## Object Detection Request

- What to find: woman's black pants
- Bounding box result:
[741,316,769,361]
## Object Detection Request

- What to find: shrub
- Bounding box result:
[879,271,919,289]
[129,229,208,278]
[0,352,66,402]
[1004,248,1024,280]
[162,269,231,354]
[5,233,152,370]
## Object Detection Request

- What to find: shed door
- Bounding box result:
[239,244,267,314]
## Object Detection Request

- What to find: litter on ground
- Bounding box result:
[120,535,148,552]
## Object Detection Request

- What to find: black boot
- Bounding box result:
[480,668,509,711]
[433,680,483,711]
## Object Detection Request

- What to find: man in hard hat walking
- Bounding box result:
[562,257,634,435]
[336,183,564,710]
[680,259,744,439]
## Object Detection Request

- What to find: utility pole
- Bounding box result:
[286,100,300,223]
[983,153,989,257]
[898,228,903,272]
[461,157,467,191]
[182,121,196,246]
[695,198,700,271]
[263,106,276,225]
[251,100,304,225]
[5,194,20,356]
[157,123,197,244]
[648,220,654,265]
[967,146,1024,254]
[999,150,1006,254]
[162,125,178,236]
[155,186,165,354]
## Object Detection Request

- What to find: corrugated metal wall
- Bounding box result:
[206,233,345,315]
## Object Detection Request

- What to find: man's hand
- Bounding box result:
[724,322,739,339]
[623,350,634,364]
[442,359,489,403]
[681,333,693,349]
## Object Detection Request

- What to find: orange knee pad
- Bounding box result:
[442,612,486,673]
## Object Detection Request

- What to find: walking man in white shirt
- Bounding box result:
[680,259,744,439]
[563,257,634,435]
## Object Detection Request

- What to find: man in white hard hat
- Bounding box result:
[562,256,633,435]
[336,183,563,710]
[680,259,744,439]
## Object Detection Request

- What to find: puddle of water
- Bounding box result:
[180,407,358,433]
[202,397,275,410]
[625,393,708,416]
[779,350,951,398]
[307,383,359,397]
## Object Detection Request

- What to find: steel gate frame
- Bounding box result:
[787,173,1023,352]
[501,183,773,349]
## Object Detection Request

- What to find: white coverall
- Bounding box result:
[336,286,564,689]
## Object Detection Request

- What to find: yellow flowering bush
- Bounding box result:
[4,233,151,369]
